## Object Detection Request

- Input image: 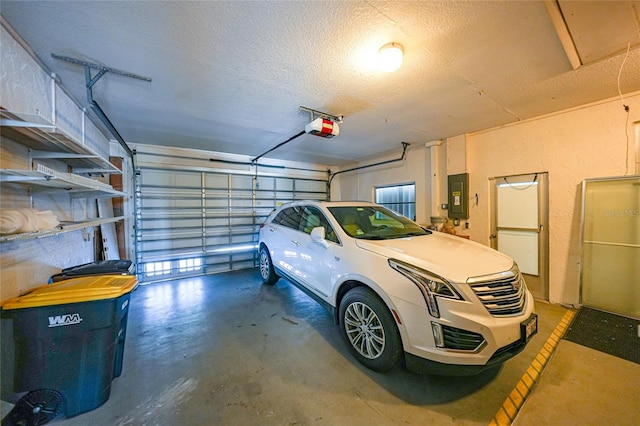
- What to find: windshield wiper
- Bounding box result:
[354,235,386,240]
[403,231,429,237]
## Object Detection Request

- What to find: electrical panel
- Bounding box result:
[448,173,469,220]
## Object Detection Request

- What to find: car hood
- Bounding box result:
[355,232,514,283]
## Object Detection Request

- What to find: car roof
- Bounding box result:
[278,200,377,209]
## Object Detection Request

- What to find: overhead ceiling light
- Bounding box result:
[377,42,404,72]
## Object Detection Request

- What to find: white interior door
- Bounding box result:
[491,173,548,300]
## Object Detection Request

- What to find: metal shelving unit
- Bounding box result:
[0,121,126,243]
[0,109,121,174]
[0,216,125,243]
[0,164,125,197]
[1,18,129,252]
[0,164,126,243]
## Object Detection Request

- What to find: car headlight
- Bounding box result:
[388,259,462,318]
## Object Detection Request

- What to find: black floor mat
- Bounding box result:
[563,307,640,365]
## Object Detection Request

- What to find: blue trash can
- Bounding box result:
[1,275,137,419]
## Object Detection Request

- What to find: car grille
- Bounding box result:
[441,325,485,351]
[469,273,526,317]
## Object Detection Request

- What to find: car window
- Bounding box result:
[300,206,339,244]
[272,206,303,230]
[328,205,429,240]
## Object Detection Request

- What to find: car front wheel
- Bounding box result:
[259,246,279,285]
[339,287,402,372]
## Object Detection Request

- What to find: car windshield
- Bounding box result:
[327,205,430,240]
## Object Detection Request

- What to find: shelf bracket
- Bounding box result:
[85,67,108,95]
[299,106,344,123]
[51,54,151,158]
[51,54,152,84]
[51,54,151,104]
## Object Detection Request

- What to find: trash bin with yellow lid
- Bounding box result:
[1,275,137,421]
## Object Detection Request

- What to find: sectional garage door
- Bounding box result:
[135,165,328,282]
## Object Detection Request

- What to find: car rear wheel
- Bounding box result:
[339,287,402,372]
[259,246,279,285]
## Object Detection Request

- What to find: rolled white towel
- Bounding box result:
[0,209,59,234]
[0,210,24,234]
[35,210,59,230]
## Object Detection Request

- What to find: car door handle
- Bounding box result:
[269,227,276,232]
[291,240,300,246]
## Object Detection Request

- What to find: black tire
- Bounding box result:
[339,287,402,372]
[258,246,279,285]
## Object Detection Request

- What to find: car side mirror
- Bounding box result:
[310,226,329,248]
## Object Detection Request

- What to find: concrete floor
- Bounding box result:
[2,269,639,425]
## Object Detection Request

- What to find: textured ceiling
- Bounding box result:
[2,1,640,166]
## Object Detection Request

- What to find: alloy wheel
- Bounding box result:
[343,301,386,359]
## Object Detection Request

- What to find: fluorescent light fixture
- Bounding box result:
[377,42,404,72]
[497,181,538,188]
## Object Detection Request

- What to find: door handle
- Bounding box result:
[269,227,276,232]
[490,233,497,239]
[291,240,300,246]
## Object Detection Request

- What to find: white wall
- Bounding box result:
[465,92,640,306]
[0,138,97,302]
[337,92,640,307]
[331,143,436,225]
[0,23,119,302]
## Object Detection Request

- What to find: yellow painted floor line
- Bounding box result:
[488,309,577,426]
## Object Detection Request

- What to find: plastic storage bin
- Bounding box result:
[1,275,137,419]
[49,260,135,283]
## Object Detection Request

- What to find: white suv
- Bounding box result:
[258,201,537,374]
